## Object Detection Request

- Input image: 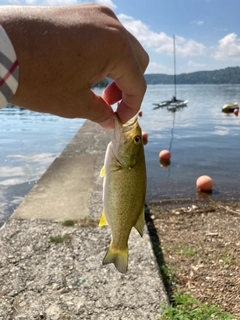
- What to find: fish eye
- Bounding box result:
[133,135,142,145]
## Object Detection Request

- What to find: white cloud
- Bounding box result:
[146,62,172,74]
[188,60,207,70]
[214,33,240,60]
[95,0,117,9]
[118,14,206,57]
[175,36,206,56]
[215,27,228,32]
[191,20,204,25]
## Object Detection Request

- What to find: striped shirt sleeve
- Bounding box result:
[0,25,19,108]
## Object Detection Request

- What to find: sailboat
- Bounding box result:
[153,35,188,110]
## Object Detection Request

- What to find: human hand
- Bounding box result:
[0,4,149,129]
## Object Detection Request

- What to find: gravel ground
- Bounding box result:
[0,217,168,319]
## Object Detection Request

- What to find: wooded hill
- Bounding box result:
[145,66,240,85]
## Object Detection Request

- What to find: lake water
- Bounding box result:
[0,85,240,226]
[140,84,240,203]
[0,106,84,226]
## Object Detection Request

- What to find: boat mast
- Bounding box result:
[173,35,177,98]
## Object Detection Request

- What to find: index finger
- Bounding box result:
[103,32,149,123]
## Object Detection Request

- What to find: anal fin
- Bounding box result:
[134,206,145,237]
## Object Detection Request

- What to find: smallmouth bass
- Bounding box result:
[99,113,146,273]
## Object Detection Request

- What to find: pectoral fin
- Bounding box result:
[99,210,108,226]
[134,206,145,237]
[100,166,105,178]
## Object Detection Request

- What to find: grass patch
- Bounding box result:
[62,220,75,227]
[218,254,235,265]
[49,233,71,244]
[175,247,199,256]
[162,292,236,319]
[62,218,99,228]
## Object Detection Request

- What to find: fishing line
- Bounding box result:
[167,109,176,178]
[169,109,176,153]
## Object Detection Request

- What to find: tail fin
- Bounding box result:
[102,245,128,274]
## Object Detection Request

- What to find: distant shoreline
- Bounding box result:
[144,66,240,85]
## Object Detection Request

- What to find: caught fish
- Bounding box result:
[99,113,146,273]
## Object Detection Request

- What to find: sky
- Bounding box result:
[1,0,240,74]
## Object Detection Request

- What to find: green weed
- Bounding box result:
[175,247,199,256]
[217,252,235,265]
[161,292,236,320]
[49,234,71,243]
[62,220,75,227]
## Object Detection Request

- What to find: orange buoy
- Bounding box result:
[196,175,213,192]
[138,110,143,117]
[234,108,239,116]
[159,149,171,161]
[142,131,148,145]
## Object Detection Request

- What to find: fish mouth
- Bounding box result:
[115,113,138,133]
[123,115,138,129]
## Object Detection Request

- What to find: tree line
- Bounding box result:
[144,66,240,85]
